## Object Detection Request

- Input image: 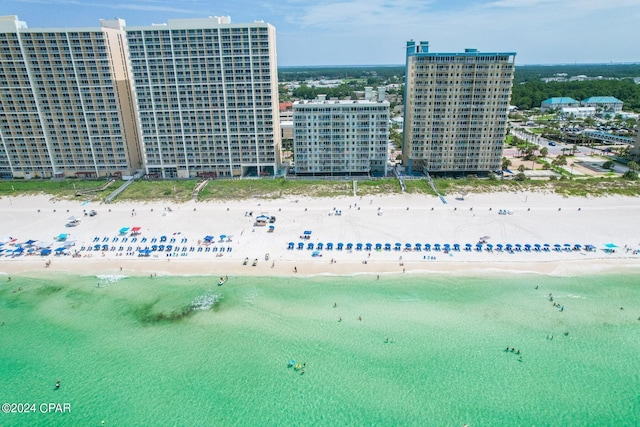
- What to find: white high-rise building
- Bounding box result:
[403,41,515,175]
[293,88,389,176]
[125,17,281,178]
[0,16,142,179]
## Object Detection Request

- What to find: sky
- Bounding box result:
[3,0,640,66]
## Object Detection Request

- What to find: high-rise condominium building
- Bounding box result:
[126,17,280,178]
[403,41,515,176]
[293,88,389,176]
[0,16,142,179]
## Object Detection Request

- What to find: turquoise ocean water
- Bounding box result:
[1,272,639,426]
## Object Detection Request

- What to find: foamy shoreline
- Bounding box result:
[1,192,639,278]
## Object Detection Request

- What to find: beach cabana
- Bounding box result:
[307,242,314,250]
[534,243,541,252]
[496,244,503,252]
[424,243,431,252]
[394,242,402,251]
[317,242,324,250]
[297,242,304,250]
[384,243,391,251]
[337,242,344,250]
[288,242,294,250]
[524,244,532,252]
[414,243,422,251]
[346,243,353,250]
[505,244,513,252]
[326,242,334,250]
[405,243,412,251]
[543,244,551,252]
[365,243,373,251]
[40,248,52,256]
[255,215,269,226]
[443,243,451,251]
[119,227,129,235]
[485,243,493,252]
[268,225,275,233]
[453,243,460,251]
[356,243,362,251]
[375,243,382,251]
[573,244,582,251]
[302,230,312,240]
[563,244,572,251]
[465,243,472,251]
[554,244,562,252]
[130,227,142,236]
[57,233,68,241]
[434,243,441,252]
[585,244,596,252]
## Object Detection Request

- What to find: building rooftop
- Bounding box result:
[582,96,622,103]
[541,97,579,105]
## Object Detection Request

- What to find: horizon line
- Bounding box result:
[278,62,640,68]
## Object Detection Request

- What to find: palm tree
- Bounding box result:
[540,147,549,158]
[501,157,512,171]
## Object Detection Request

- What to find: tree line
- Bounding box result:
[511,79,640,111]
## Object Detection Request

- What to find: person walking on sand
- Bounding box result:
[294,266,297,273]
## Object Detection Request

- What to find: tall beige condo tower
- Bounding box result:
[403,41,515,176]
[125,17,281,178]
[0,16,142,179]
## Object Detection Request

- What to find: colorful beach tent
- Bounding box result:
[119,227,130,234]
[130,227,141,235]
[57,233,68,241]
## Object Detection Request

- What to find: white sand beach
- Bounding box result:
[1,191,639,278]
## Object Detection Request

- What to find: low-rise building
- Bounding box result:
[540,97,579,111]
[581,96,623,113]
[560,107,596,118]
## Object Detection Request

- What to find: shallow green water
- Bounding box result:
[1,273,639,426]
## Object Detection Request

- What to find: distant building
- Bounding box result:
[540,97,579,111]
[560,107,595,118]
[293,88,389,176]
[403,41,515,175]
[581,96,623,113]
[630,128,640,162]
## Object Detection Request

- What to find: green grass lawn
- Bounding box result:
[1,175,640,201]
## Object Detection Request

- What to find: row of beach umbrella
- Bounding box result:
[287,241,596,253]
